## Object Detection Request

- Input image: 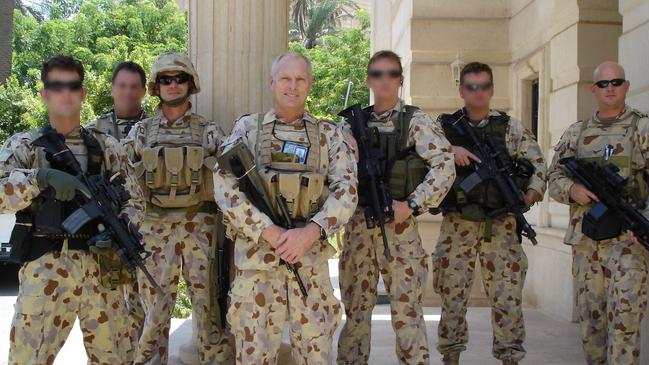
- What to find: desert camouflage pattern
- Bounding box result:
[549,106,649,365]
[148,52,200,96]
[433,111,546,363]
[433,213,527,363]
[0,126,145,365]
[213,110,357,364]
[86,108,149,355]
[86,110,148,140]
[123,110,233,364]
[337,103,455,365]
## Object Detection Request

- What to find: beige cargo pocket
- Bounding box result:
[226,276,256,327]
[431,254,442,294]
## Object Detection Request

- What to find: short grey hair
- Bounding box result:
[271,52,313,81]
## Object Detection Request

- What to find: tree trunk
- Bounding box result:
[0,0,14,84]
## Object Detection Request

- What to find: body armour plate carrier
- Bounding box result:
[137,116,217,208]
[255,114,328,222]
[437,110,531,221]
[357,105,428,205]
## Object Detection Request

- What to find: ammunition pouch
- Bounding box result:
[260,170,326,221]
[582,202,624,241]
[97,251,133,290]
[388,149,428,201]
[138,145,216,208]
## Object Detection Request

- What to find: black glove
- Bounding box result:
[88,226,113,255]
[36,168,90,201]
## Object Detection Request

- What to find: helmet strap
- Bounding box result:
[160,90,190,107]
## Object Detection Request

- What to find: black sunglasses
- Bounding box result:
[44,80,83,92]
[462,82,493,91]
[367,70,402,79]
[594,78,626,88]
[157,73,191,86]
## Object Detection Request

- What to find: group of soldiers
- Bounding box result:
[0,47,647,365]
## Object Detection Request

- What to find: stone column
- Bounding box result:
[189,0,289,133]
[176,1,288,364]
[619,1,649,361]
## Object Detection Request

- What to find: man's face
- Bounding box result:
[459,71,494,110]
[366,58,402,100]
[111,70,146,113]
[156,71,191,102]
[39,69,86,118]
[591,66,629,109]
[269,57,312,111]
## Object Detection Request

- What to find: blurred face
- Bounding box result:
[39,69,87,118]
[366,58,403,101]
[270,57,312,112]
[591,64,629,110]
[111,70,146,112]
[156,71,191,102]
[459,71,494,110]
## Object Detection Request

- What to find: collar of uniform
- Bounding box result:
[262,109,318,126]
[592,104,631,124]
[467,109,501,128]
[157,105,194,127]
[370,99,405,121]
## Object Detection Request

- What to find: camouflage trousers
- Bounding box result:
[337,208,429,365]
[228,260,341,365]
[123,278,145,356]
[134,211,233,365]
[572,236,649,365]
[9,249,131,365]
[432,213,527,362]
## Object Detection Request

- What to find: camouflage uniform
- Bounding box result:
[432,111,546,363]
[548,106,649,365]
[337,103,456,365]
[1,125,145,365]
[123,52,233,365]
[86,109,149,360]
[213,110,358,365]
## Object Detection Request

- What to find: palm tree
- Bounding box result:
[290,0,357,49]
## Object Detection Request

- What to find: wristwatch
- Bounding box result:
[407,199,421,215]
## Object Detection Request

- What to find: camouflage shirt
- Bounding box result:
[549,105,649,244]
[213,110,358,269]
[0,125,145,225]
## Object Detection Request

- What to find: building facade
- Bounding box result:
[187,0,649,361]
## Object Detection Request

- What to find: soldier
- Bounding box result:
[432,62,547,365]
[213,52,357,364]
[86,61,149,139]
[85,60,149,356]
[336,50,456,365]
[123,52,233,364]
[2,55,145,364]
[548,61,649,365]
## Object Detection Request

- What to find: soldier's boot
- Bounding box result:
[442,352,460,365]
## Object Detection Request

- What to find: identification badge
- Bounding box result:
[282,141,309,164]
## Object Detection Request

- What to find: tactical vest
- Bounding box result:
[9,126,104,263]
[357,105,428,205]
[93,110,147,140]
[575,111,648,202]
[438,110,530,221]
[255,113,328,222]
[137,115,217,209]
